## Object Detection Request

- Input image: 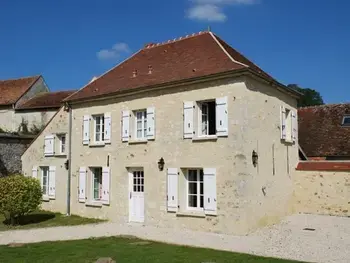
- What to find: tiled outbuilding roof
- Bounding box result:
[0,76,40,106]
[16,90,76,110]
[66,31,297,102]
[298,104,350,157]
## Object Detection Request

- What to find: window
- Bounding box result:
[41,167,49,196]
[135,110,147,139]
[285,108,292,141]
[58,134,66,154]
[342,116,350,126]
[187,169,204,210]
[91,167,102,201]
[198,101,216,136]
[94,115,105,143]
[133,171,144,192]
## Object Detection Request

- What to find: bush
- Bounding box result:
[0,175,42,225]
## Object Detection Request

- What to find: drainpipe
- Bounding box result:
[66,103,72,216]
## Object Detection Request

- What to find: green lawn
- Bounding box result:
[0,211,104,231]
[0,236,305,263]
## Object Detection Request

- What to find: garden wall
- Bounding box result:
[0,133,34,177]
[294,162,350,216]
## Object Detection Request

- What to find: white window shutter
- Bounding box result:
[167,168,178,212]
[44,135,55,156]
[147,107,155,140]
[32,166,38,178]
[49,166,56,198]
[216,97,228,137]
[102,167,110,205]
[204,168,217,215]
[122,110,130,142]
[292,110,297,143]
[79,167,86,203]
[280,106,286,140]
[83,115,90,145]
[183,101,194,139]
[104,112,111,143]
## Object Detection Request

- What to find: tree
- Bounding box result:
[0,175,42,225]
[288,84,324,108]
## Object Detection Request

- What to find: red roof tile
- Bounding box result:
[16,90,76,110]
[297,161,350,171]
[67,32,289,102]
[0,76,40,106]
[298,104,350,157]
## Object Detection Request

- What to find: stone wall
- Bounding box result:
[0,133,34,177]
[294,162,350,217]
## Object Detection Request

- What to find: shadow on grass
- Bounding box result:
[2,212,55,226]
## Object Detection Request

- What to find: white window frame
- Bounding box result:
[342,115,350,126]
[197,100,216,137]
[284,108,293,142]
[134,110,147,140]
[186,169,204,212]
[41,166,49,197]
[58,134,66,154]
[93,115,105,143]
[91,167,103,202]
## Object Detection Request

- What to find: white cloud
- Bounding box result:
[187,0,257,22]
[187,4,226,22]
[97,42,130,60]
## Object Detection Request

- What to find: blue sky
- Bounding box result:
[0,0,349,103]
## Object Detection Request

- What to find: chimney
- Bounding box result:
[148,65,153,74]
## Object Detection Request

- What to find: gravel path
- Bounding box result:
[0,214,349,263]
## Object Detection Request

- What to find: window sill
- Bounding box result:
[44,154,55,157]
[129,139,148,145]
[42,196,50,202]
[192,135,218,142]
[282,139,294,144]
[85,202,103,208]
[89,143,105,147]
[55,153,67,157]
[176,211,206,218]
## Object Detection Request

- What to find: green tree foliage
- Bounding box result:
[288,84,324,108]
[0,175,42,225]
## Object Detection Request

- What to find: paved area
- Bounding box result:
[0,214,349,263]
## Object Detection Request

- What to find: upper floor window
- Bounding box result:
[94,115,105,143]
[280,106,297,143]
[198,100,216,136]
[342,116,350,126]
[135,110,147,139]
[58,134,66,154]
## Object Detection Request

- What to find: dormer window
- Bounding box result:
[342,115,350,126]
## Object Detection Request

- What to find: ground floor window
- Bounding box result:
[41,167,49,196]
[187,169,204,210]
[91,167,102,201]
[133,171,144,192]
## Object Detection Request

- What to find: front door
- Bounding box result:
[128,170,144,223]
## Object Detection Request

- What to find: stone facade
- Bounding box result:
[22,76,299,235]
[293,170,350,216]
[0,134,34,176]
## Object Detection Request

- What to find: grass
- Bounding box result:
[0,210,104,231]
[0,236,305,263]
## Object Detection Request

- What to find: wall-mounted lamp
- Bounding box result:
[64,160,69,170]
[252,150,258,167]
[158,157,165,171]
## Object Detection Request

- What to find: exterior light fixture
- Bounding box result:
[252,150,258,167]
[64,160,69,170]
[158,157,165,171]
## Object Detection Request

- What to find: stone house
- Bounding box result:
[22,31,300,235]
[0,75,52,132]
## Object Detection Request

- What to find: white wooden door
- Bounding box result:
[128,171,145,223]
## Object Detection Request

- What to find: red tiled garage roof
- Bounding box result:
[0,76,40,106]
[17,90,76,110]
[297,161,350,171]
[298,104,350,157]
[67,31,295,102]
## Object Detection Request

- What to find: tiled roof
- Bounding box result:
[298,104,350,157]
[17,90,76,110]
[297,161,350,171]
[67,31,291,102]
[0,76,40,106]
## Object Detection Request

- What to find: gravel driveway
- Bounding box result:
[0,213,349,263]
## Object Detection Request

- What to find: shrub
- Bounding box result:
[0,175,42,225]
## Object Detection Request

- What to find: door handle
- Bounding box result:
[130,192,132,199]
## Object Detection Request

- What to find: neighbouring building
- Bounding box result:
[22,31,300,235]
[0,75,50,132]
